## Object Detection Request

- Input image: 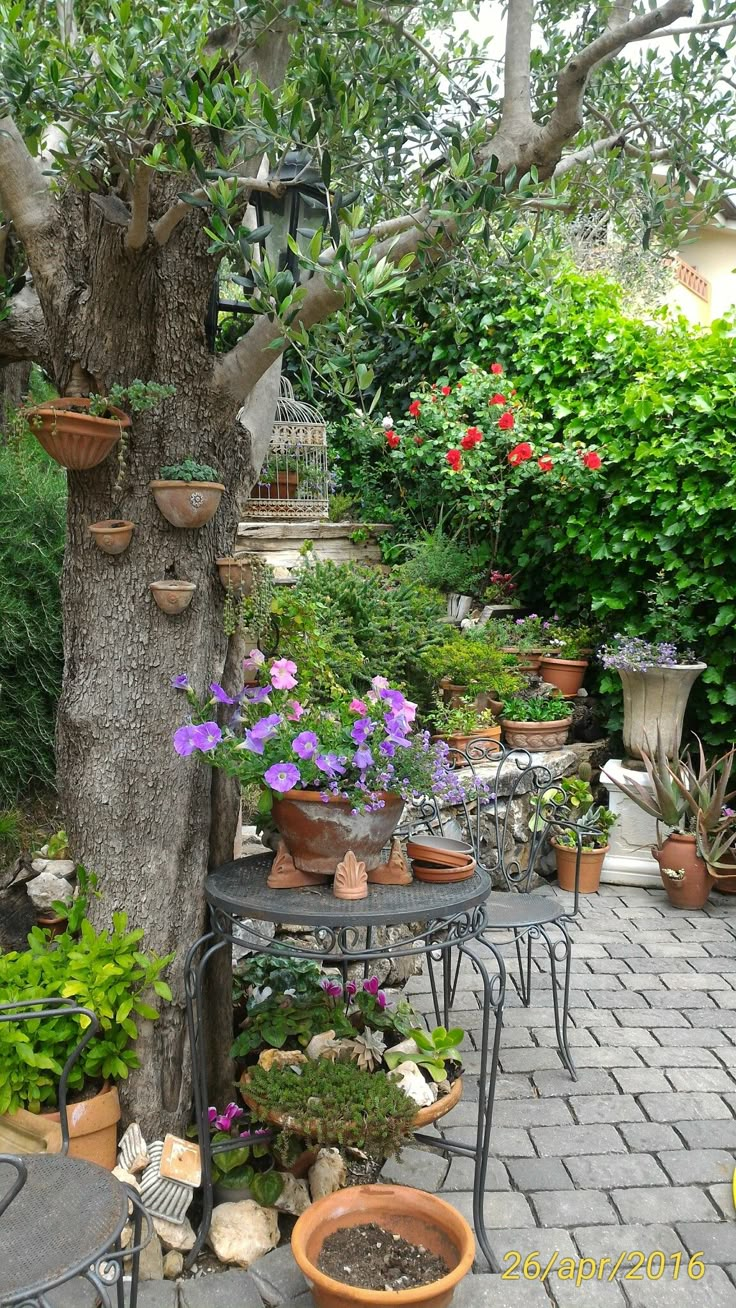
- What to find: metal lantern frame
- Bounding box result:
[242,378,329,520]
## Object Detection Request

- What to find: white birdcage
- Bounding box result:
[243,378,329,520]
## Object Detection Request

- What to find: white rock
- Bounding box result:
[308,1148,346,1201]
[153,1215,196,1252]
[207,1201,279,1268]
[305,1030,340,1061]
[50,859,76,879]
[274,1173,311,1216]
[135,1231,164,1280]
[163,1250,184,1280]
[26,872,73,910]
[385,1037,419,1061]
[31,858,50,874]
[387,1061,437,1108]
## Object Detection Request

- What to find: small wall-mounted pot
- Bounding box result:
[150,480,225,528]
[216,557,253,594]
[150,580,196,614]
[89,519,135,555]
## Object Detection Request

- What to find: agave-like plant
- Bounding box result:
[606,730,694,836]
[669,737,736,874]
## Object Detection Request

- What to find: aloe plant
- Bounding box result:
[384,1025,463,1082]
[607,730,693,834]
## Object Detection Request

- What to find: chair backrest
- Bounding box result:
[0,1000,99,1154]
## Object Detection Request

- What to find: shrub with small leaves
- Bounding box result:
[159,457,220,482]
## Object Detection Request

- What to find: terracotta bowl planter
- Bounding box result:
[710,852,736,894]
[500,716,572,750]
[150,480,225,528]
[553,841,609,895]
[89,519,135,555]
[240,1074,463,1142]
[43,1082,121,1170]
[25,397,130,471]
[272,791,404,875]
[432,726,501,768]
[150,580,196,614]
[652,833,712,909]
[438,680,468,709]
[412,859,477,884]
[291,1184,475,1308]
[216,557,253,594]
[539,657,589,698]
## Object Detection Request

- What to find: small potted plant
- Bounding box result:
[251,455,299,501]
[500,694,573,750]
[150,458,225,528]
[482,570,518,612]
[420,633,522,710]
[401,530,484,622]
[24,381,174,471]
[536,772,617,893]
[430,698,501,763]
[540,624,595,698]
[198,1105,284,1206]
[490,613,555,673]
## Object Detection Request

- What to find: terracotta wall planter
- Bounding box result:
[291,1184,475,1308]
[44,1082,121,1170]
[89,519,135,555]
[553,841,609,895]
[25,397,130,471]
[617,663,706,760]
[539,657,589,698]
[652,833,712,909]
[500,716,572,750]
[272,791,404,874]
[216,557,253,594]
[150,480,225,528]
[150,580,196,613]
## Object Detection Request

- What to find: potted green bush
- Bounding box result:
[429,698,501,764]
[25,381,174,472]
[150,457,225,528]
[488,613,555,673]
[251,455,299,501]
[500,695,573,750]
[420,633,522,709]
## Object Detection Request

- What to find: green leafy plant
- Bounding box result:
[430,698,497,735]
[87,381,176,417]
[543,625,596,660]
[533,777,616,851]
[191,1103,283,1205]
[159,457,220,483]
[501,695,570,723]
[420,633,522,698]
[46,829,69,859]
[401,527,486,597]
[244,1058,418,1155]
[384,1026,464,1082]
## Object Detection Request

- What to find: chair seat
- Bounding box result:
[0,1154,127,1303]
[484,893,565,931]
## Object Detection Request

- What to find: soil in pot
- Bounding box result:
[653,834,712,910]
[318,1222,449,1291]
[539,657,589,698]
[553,842,609,895]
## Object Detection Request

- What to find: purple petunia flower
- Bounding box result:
[270,658,298,690]
[209,682,235,704]
[351,717,375,745]
[242,730,265,755]
[320,978,343,998]
[171,674,189,690]
[251,713,282,739]
[243,684,272,705]
[194,721,222,753]
[264,761,301,793]
[371,676,390,691]
[316,752,346,779]
[353,745,374,770]
[173,724,202,756]
[293,730,319,760]
[380,688,406,713]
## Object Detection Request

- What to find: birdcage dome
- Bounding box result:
[243,377,330,520]
[271,378,326,451]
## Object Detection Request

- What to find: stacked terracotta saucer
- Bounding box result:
[406,835,476,883]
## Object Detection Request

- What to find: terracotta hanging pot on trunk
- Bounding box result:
[652,833,712,909]
[150,580,196,614]
[271,791,404,874]
[539,657,589,698]
[43,1082,121,1170]
[216,557,253,594]
[25,397,130,471]
[291,1184,474,1308]
[149,480,225,528]
[88,519,135,555]
[553,841,609,894]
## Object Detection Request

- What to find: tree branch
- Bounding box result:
[340,0,481,111]
[0,284,50,365]
[553,131,626,175]
[152,177,287,247]
[501,0,535,131]
[0,117,63,295]
[125,162,153,251]
[635,13,736,38]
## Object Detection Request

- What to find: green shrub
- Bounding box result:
[0,432,66,805]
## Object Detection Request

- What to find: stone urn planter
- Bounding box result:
[539,656,589,698]
[500,716,573,750]
[618,663,706,760]
[43,1082,121,1170]
[150,479,225,528]
[150,580,196,614]
[291,1184,475,1308]
[88,519,135,555]
[553,841,609,895]
[271,791,404,875]
[652,833,712,909]
[25,397,130,470]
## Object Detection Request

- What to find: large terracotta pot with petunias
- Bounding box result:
[172,665,468,880]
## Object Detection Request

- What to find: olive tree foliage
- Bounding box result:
[0,0,733,1130]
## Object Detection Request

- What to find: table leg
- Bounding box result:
[184,932,229,1269]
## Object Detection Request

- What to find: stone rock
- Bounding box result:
[206,1201,279,1268]
[273,1174,311,1216]
[308,1148,346,1201]
[163,1250,184,1280]
[26,871,73,910]
[112,1166,140,1212]
[30,858,76,880]
[258,1049,307,1072]
[305,1031,339,1061]
[138,1230,164,1280]
[387,1061,437,1107]
[153,1215,196,1252]
[385,1036,419,1061]
[119,1122,149,1174]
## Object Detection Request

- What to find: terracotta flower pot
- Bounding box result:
[241,1074,463,1142]
[710,852,736,894]
[216,557,253,594]
[438,680,467,709]
[88,519,135,555]
[553,841,609,894]
[617,663,706,760]
[150,580,196,614]
[500,716,572,750]
[44,1082,121,1170]
[539,657,589,698]
[431,726,501,768]
[35,911,68,937]
[652,833,712,909]
[271,791,404,874]
[252,470,299,500]
[25,397,131,471]
[291,1184,474,1308]
[501,647,545,674]
[149,480,225,528]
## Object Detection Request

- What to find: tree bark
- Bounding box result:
[0,360,31,424]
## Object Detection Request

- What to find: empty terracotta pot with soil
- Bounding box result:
[539,657,589,698]
[88,519,135,555]
[652,833,712,909]
[43,1082,121,1170]
[553,841,609,895]
[291,1184,474,1308]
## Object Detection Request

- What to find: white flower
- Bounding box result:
[381,414,394,429]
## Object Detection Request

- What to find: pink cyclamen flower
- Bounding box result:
[321,978,343,998]
[345,980,358,999]
[207,1107,218,1124]
[270,658,298,690]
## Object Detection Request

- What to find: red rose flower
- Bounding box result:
[414,436,423,446]
[460,426,483,450]
[408,400,421,417]
[538,456,554,472]
[497,411,515,431]
[386,430,400,449]
[489,393,506,405]
[445,449,463,471]
[441,385,451,396]
[490,362,503,375]
[582,450,602,470]
[508,442,533,465]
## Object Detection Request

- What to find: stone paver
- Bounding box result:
[179,1271,264,1308]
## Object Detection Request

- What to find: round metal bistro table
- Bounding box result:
[185,852,507,1271]
[0,1153,147,1307]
